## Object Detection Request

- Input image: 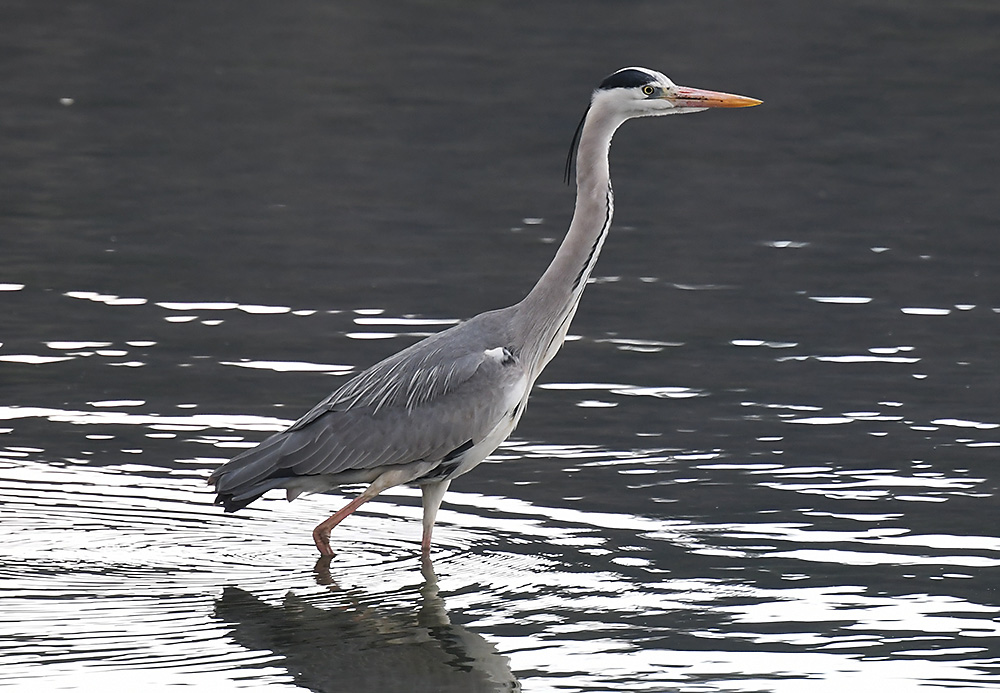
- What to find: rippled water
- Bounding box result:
[3,1,1000,691]
[3,290,999,691]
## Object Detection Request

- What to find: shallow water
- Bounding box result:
[3,1,999,691]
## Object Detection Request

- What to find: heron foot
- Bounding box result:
[312,525,335,557]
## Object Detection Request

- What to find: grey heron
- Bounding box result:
[210,67,760,556]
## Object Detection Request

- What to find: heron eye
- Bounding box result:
[641,85,656,96]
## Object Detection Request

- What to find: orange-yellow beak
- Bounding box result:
[668,85,762,109]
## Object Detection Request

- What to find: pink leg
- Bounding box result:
[312,494,369,557]
[310,461,438,556]
[313,462,448,556]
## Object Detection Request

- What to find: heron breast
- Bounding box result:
[438,372,529,481]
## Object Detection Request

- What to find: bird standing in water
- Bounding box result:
[210,67,760,556]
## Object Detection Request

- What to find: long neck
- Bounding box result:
[514,101,624,375]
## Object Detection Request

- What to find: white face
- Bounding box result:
[592,66,760,121]
[566,67,758,184]
[593,68,709,119]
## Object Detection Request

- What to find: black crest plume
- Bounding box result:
[565,69,655,185]
[563,105,590,186]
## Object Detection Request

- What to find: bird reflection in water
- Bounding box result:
[214,557,520,692]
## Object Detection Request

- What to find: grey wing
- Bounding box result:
[295,335,501,424]
[210,324,526,511]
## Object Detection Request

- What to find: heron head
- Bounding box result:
[563,67,760,183]
[594,67,761,118]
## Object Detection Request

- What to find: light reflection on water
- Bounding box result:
[2,286,999,691]
[5,1,1000,689]
[2,419,999,690]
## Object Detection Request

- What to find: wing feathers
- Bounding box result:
[212,312,526,511]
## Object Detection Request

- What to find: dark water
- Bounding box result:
[2,1,999,690]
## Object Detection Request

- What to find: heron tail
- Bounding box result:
[208,430,297,512]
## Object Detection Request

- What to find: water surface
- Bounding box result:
[2,1,999,690]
